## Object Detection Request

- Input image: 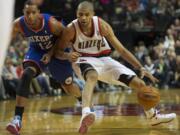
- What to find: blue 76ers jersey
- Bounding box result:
[19,14,57,51]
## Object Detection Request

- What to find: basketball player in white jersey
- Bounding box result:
[0,0,15,75]
[56,1,176,134]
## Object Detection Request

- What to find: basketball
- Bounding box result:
[137,86,160,110]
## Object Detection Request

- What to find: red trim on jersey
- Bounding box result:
[24,15,44,33]
[73,48,111,57]
[78,19,95,38]
[18,20,25,35]
[72,23,76,44]
[98,17,102,36]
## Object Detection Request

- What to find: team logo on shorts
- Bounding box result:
[65,77,73,85]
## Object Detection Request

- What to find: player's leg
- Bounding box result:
[6,62,39,135]
[78,63,97,134]
[48,58,83,101]
[61,76,84,103]
[103,57,176,126]
[128,77,176,126]
[6,49,45,135]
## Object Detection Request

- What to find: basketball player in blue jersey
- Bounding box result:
[6,0,83,135]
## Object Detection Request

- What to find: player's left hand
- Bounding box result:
[41,53,51,64]
[68,52,81,62]
[140,67,159,83]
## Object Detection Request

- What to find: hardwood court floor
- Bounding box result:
[0,89,179,135]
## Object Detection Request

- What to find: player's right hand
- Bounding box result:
[41,53,51,64]
[68,52,81,62]
[140,67,159,84]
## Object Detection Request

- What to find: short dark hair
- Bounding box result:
[24,0,39,9]
[78,1,94,12]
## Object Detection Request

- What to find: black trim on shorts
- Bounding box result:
[79,63,96,80]
[118,74,136,86]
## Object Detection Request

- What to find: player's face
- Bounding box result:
[23,5,40,25]
[77,8,94,27]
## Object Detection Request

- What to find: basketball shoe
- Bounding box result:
[6,116,22,135]
[147,110,176,126]
[78,111,96,134]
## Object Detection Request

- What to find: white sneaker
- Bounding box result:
[148,110,176,126]
[78,112,96,134]
[6,116,22,135]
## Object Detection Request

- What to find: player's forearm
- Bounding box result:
[121,49,143,70]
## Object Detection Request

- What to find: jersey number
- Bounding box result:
[39,41,53,50]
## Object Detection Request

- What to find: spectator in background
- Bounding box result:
[154,56,170,89]
[144,55,156,85]
[164,28,175,49]
[36,73,52,96]
[2,57,19,98]
[165,47,177,86]
[171,55,180,88]
[0,77,7,100]
[144,55,156,75]
[175,40,180,55]
[134,41,148,63]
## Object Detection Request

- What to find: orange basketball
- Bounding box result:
[137,86,160,110]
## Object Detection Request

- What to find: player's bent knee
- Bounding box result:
[85,70,98,82]
[16,67,36,98]
[137,86,160,110]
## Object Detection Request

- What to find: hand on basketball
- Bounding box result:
[140,67,159,83]
[41,53,51,64]
[68,52,81,62]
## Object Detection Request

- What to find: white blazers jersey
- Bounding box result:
[72,16,111,57]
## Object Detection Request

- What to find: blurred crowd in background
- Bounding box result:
[0,0,179,100]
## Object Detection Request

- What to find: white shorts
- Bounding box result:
[76,57,136,86]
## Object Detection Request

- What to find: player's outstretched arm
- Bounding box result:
[99,18,158,83]
[99,18,143,69]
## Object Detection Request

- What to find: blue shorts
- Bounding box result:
[23,47,48,72]
[48,57,73,84]
[23,47,74,84]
